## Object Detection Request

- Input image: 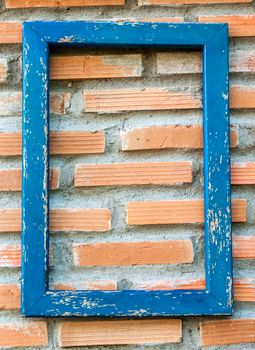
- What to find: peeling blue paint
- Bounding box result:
[22,21,232,317]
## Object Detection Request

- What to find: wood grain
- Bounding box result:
[60,319,182,346]
[75,162,192,187]
[50,54,142,79]
[127,199,246,225]
[0,208,111,233]
[0,168,59,191]
[121,125,238,151]
[73,240,194,266]
[200,319,255,346]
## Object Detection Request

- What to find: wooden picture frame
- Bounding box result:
[22,20,232,317]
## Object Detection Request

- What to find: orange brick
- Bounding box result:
[54,280,117,290]
[0,131,105,156]
[139,0,250,4]
[0,22,22,44]
[75,162,192,187]
[0,58,8,83]
[73,240,194,266]
[0,208,111,233]
[50,54,142,80]
[127,199,246,225]
[0,133,21,156]
[0,244,21,267]
[198,15,255,37]
[157,50,255,74]
[0,284,20,309]
[0,92,70,116]
[139,279,206,290]
[83,88,201,113]
[121,125,238,151]
[5,0,125,7]
[0,168,59,191]
[0,322,48,348]
[231,162,255,185]
[200,319,255,346]
[234,278,255,302]
[233,236,255,259]
[139,278,255,301]
[230,86,255,109]
[60,319,181,346]
[50,131,105,155]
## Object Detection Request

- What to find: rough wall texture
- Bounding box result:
[0,0,255,348]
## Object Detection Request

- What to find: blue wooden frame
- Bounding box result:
[22,21,232,317]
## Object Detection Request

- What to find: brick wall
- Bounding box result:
[0,0,255,348]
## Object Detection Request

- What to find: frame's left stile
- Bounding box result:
[22,21,232,318]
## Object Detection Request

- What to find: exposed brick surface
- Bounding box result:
[198,15,255,37]
[75,162,192,186]
[50,54,142,79]
[127,199,246,225]
[60,319,182,346]
[5,0,125,7]
[0,322,48,348]
[73,240,194,266]
[0,1,255,348]
[0,208,111,232]
[200,319,255,346]
[121,125,238,151]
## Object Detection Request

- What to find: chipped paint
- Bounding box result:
[21,20,232,318]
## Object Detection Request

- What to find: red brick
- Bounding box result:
[127,199,246,225]
[198,15,255,37]
[50,54,142,80]
[73,240,194,266]
[0,322,48,348]
[0,208,111,233]
[0,168,59,191]
[200,319,255,346]
[84,88,201,113]
[75,162,192,187]
[0,22,22,44]
[0,131,105,156]
[60,319,182,346]
[121,125,238,151]
[5,0,125,7]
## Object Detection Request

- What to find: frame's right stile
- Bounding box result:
[22,21,231,317]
